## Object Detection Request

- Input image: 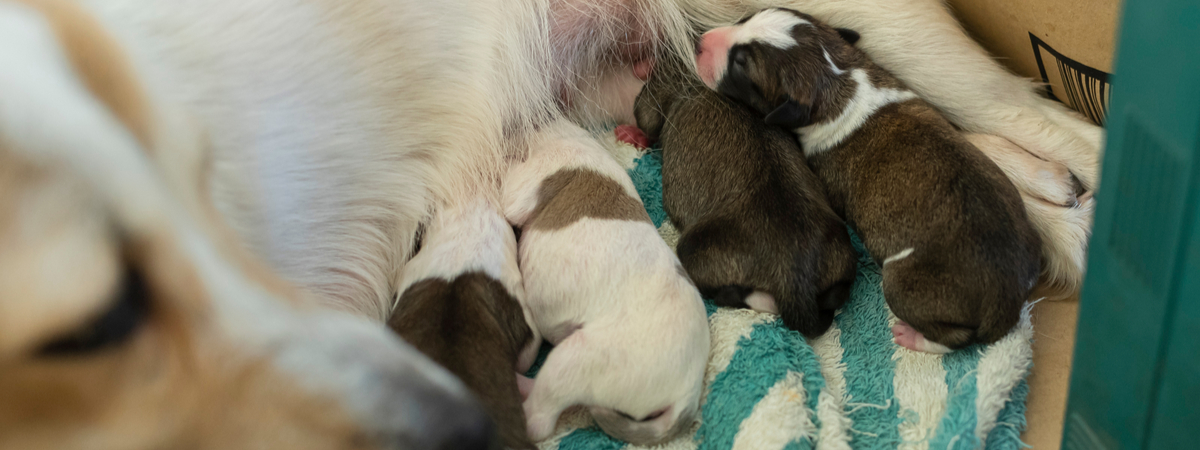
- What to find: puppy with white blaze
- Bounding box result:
[504,119,710,445]
[695,8,1043,352]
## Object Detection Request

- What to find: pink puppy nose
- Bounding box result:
[696,29,731,88]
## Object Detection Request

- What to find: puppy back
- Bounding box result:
[389,273,535,449]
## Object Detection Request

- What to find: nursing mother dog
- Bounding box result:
[0,0,1104,447]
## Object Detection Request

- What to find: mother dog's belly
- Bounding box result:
[80,0,553,319]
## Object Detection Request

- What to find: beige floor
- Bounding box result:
[1020,297,1080,449]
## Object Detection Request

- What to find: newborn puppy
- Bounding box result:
[389,198,542,449]
[634,56,856,338]
[697,9,1041,352]
[504,118,709,445]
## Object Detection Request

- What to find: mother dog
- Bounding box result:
[0,0,1100,447]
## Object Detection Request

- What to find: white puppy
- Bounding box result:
[504,119,710,446]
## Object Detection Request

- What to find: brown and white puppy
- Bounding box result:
[503,118,710,445]
[389,198,542,450]
[697,8,1042,352]
[0,1,494,448]
[634,56,856,338]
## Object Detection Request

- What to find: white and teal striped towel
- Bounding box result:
[524,139,1034,450]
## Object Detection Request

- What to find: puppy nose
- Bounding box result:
[698,33,712,55]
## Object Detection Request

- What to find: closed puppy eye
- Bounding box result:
[616,408,667,422]
[731,48,749,68]
[36,265,150,357]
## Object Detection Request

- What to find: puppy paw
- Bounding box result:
[523,410,559,442]
[892,322,952,354]
[744,291,779,314]
[517,373,535,401]
[615,124,650,149]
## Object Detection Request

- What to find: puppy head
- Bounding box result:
[695,8,862,129]
[525,275,709,446]
[0,2,494,449]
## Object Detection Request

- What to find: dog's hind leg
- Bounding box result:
[521,334,597,441]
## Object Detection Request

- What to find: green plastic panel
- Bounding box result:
[1064,0,1200,448]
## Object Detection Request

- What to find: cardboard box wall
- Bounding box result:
[946,0,1122,125]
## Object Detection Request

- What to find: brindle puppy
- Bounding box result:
[696,9,1041,352]
[635,55,856,338]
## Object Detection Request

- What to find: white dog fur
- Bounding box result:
[504,119,710,445]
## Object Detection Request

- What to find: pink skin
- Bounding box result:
[696,27,735,89]
[615,125,651,148]
[549,0,657,123]
[517,373,535,401]
[892,322,952,354]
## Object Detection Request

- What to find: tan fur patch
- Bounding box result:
[14,0,154,149]
[528,168,651,230]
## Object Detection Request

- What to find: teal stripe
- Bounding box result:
[695,318,824,450]
[558,427,626,450]
[628,148,668,227]
[837,231,903,449]
[929,345,983,449]
[984,379,1030,450]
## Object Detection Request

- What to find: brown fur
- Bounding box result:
[635,56,856,337]
[389,274,534,450]
[718,10,1041,348]
[528,168,652,230]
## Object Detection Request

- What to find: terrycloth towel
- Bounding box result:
[526,136,1034,450]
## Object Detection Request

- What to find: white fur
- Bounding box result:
[504,119,709,445]
[77,0,557,322]
[796,69,919,155]
[884,248,915,265]
[732,8,810,49]
[745,291,780,314]
[823,48,846,75]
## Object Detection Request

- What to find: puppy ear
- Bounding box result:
[765,99,812,129]
[835,28,861,45]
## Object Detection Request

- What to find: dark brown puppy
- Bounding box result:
[697,8,1042,352]
[634,56,857,338]
[389,273,533,450]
